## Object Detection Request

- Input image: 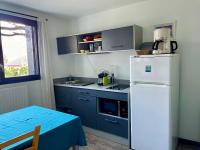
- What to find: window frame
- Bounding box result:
[0,13,40,85]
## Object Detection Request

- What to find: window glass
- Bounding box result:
[0,14,40,84]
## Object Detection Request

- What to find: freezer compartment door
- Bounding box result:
[130,84,170,150]
[130,56,171,84]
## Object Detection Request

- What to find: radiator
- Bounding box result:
[0,85,29,113]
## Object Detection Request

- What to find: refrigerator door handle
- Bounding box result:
[131,81,170,86]
[130,82,170,88]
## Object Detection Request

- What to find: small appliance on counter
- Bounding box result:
[152,28,178,54]
[98,71,109,86]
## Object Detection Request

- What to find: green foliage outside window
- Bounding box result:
[4,66,28,78]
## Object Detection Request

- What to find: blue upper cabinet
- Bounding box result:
[56,25,143,54]
[102,25,143,51]
[57,36,78,54]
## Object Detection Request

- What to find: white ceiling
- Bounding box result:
[1,0,146,17]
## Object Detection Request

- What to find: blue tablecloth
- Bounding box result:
[0,106,87,150]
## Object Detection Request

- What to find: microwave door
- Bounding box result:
[99,98,118,116]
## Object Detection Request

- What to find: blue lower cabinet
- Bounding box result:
[54,85,129,138]
[56,106,73,114]
[97,114,128,138]
[54,86,74,113]
[73,96,97,129]
[78,89,96,97]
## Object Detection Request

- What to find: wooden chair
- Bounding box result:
[0,125,40,150]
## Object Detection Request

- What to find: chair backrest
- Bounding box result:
[0,125,40,150]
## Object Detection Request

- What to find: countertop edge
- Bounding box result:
[54,83,130,94]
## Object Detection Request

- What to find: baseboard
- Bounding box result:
[178,138,200,147]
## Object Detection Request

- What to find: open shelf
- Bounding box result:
[78,40,102,44]
[74,51,111,55]
[77,32,102,53]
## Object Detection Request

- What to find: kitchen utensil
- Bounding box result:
[85,36,94,41]
[98,72,104,86]
[98,71,109,86]
[94,34,101,39]
[103,75,109,86]
[94,38,102,41]
[80,50,85,53]
[98,46,102,51]
[85,50,89,53]
[89,44,94,52]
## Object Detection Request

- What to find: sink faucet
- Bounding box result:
[111,73,115,84]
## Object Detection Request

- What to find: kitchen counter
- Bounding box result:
[54,83,130,94]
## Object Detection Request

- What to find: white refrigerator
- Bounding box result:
[130,54,180,150]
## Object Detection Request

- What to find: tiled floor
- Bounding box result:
[79,131,200,150]
[79,132,128,150]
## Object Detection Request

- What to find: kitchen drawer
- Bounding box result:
[56,106,73,114]
[77,88,96,97]
[96,91,128,101]
[97,114,128,138]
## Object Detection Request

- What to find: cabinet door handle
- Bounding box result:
[112,45,124,49]
[79,98,89,102]
[67,108,73,112]
[105,119,119,124]
[79,91,90,95]
[66,49,73,53]
[59,106,72,109]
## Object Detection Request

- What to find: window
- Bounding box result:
[0,13,40,84]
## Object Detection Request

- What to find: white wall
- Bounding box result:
[47,16,77,78]
[0,2,75,107]
[73,51,134,79]
[72,0,200,142]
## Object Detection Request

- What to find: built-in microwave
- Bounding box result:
[98,97,128,118]
[99,98,118,116]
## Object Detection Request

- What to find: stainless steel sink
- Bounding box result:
[64,80,94,86]
[107,84,129,90]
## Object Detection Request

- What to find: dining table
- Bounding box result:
[0,106,87,150]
